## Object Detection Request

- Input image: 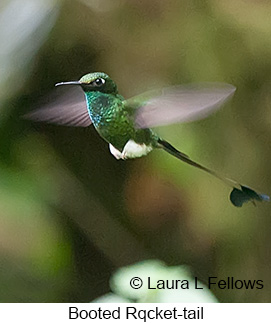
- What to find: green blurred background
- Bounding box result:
[1,0,271,302]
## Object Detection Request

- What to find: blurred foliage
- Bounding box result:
[1,0,271,302]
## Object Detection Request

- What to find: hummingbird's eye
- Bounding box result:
[92,78,105,87]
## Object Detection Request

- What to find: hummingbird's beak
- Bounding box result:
[55,81,81,87]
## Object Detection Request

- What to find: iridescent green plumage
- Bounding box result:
[84,90,157,152]
[75,72,158,153]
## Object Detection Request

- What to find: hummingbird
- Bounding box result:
[26,72,269,207]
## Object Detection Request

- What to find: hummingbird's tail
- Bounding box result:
[157,139,269,207]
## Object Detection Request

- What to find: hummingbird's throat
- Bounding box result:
[109,140,153,160]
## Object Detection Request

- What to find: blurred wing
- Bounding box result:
[24,87,92,127]
[126,83,236,128]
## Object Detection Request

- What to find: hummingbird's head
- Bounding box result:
[55,72,118,95]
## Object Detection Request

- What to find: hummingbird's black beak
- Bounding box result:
[55,81,81,87]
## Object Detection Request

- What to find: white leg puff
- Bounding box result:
[109,140,153,160]
[109,144,123,160]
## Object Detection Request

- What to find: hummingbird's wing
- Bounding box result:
[24,87,92,127]
[125,83,236,128]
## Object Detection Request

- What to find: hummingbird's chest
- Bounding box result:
[85,92,135,150]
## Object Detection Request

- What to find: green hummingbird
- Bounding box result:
[26,72,269,207]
